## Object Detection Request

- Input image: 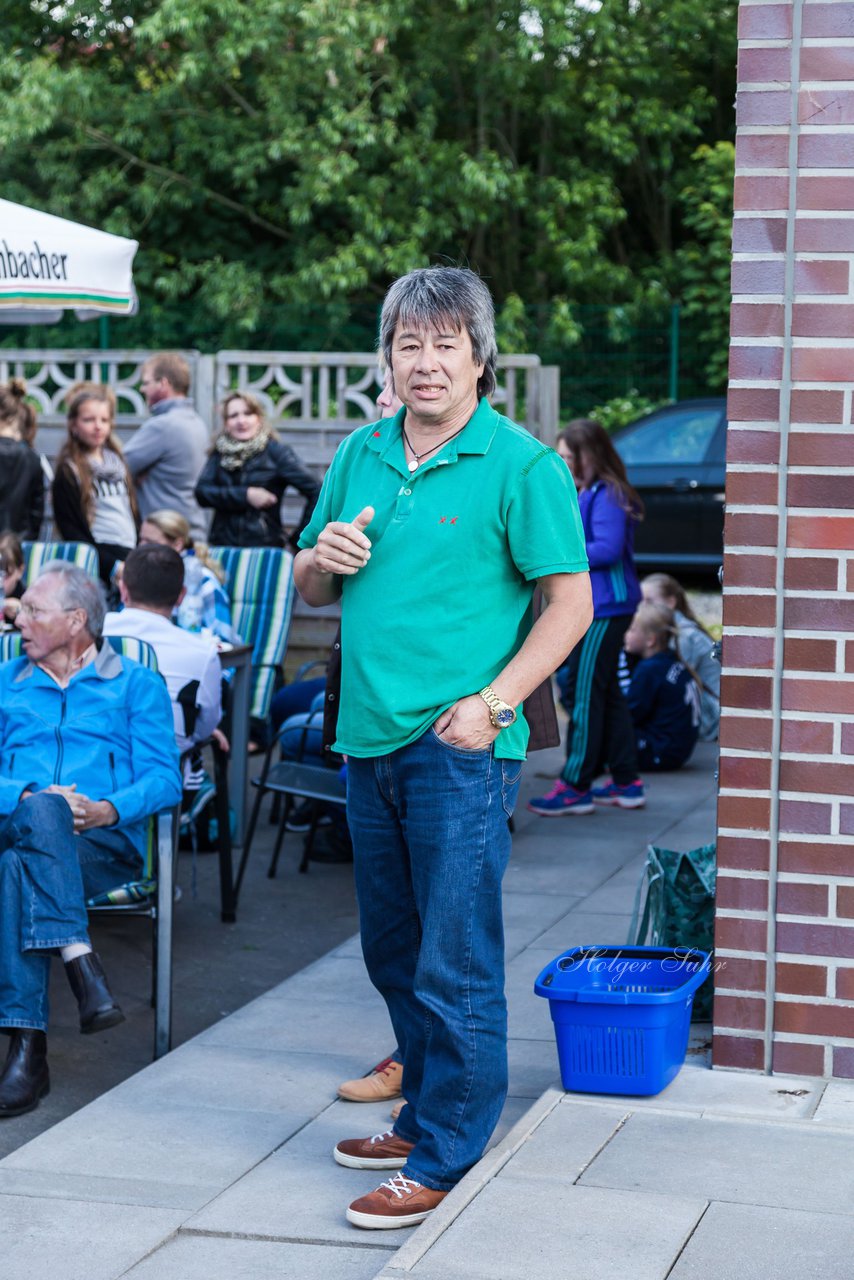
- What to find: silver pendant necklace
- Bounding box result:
[402,423,466,472]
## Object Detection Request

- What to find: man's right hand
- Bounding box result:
[312,506,375,577]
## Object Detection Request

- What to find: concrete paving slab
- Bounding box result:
[396,1177,706,1280]
[496,1098,628,1181]
[259,954,383,1006]
[1,1096,303,1209]
[502,890,585,934]
[579,1111,854,1213]
[187,1147,402,1244]
[108,1042,372,1116]
[502,891,586,958]
[195,992,395,1056]
[502,843,629,896]
[655,810,719,850]
[569,865,646,914]
[487,1094,532,1147]
[504,947,564,1041]
[331,933,365,959]
[532,910,634,953]
[0,1165,206,1210]
[505,1038,562,1098]
[811,1080,854,1127]
[0,1192,184,1280]
[668,1201,854,1280]
[126,1235,392,1280]
[592,1064,822,1120]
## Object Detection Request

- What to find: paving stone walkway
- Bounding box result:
[7,742,849,1279]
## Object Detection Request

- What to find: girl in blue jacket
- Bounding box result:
[530,418,645,815]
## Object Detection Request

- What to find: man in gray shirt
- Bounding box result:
[124,352,210,540]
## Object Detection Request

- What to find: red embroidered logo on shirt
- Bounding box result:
[439,517,459,524]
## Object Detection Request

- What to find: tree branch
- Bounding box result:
[82,126,291,241]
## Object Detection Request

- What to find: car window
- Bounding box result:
[615,407,722,466]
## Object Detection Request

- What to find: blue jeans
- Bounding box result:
[0,793,140,1032]
[346,728,522,1191]
[278,709,324,765]
[270,677,326,736]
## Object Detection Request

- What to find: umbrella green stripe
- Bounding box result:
[0,291,132,306]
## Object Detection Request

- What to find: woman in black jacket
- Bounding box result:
[195,392,320,549]
[0,379,44,540]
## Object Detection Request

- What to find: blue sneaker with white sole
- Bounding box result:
[591,778,646,809]
[527,780,595,816]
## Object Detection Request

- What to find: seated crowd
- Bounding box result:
[0,354,718,1134]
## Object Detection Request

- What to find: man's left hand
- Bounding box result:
[433,695,499,752]
[74,798,119,832]
[45,784,118,831]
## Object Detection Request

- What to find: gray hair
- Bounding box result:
[37,561,107,639]
[379,267,498,399]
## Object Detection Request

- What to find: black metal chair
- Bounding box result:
[236,715,346,897]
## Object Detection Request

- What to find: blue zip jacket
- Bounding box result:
[0,643,181,856]
[578,481,642,618]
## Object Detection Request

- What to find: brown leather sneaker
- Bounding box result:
[347,1173,448,1229]
[334,1128,415,1169]
[337,1057,403,1102]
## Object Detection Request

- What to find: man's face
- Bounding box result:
[16,575,86,663]
[140,364,170,409]
[391,321,484,429]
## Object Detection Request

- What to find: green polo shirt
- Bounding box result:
[298,397,588,759]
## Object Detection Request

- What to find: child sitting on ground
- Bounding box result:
[641,572,720,741]
[622,601,700,772]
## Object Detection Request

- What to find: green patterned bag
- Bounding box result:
[629,843,716,1020]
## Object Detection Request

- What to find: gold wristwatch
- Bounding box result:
[478,685,517,729]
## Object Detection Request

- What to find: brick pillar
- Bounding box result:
[717,0,854,1078]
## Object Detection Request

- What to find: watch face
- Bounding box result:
[495,707,516,728]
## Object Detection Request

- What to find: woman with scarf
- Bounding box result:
[194,392,320,549]
[52,384,138,585]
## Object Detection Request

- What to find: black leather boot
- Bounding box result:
[0,1030,49,1117]
[64,952,125,1034]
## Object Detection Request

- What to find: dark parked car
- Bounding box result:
[611,398,726,570]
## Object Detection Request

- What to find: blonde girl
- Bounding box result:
[623,601,700,772]
[53,384,138,584]
[641,573,720,741]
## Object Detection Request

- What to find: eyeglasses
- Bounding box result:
[18,603,80,621]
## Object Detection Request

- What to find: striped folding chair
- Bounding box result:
[208,546,296,723]
[22,540,100,584]
[0,631,179,1060]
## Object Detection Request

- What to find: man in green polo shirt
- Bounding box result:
[295,266,591,1230]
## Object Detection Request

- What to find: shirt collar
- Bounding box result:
[364,398,498,472]
[16,638,122,687]
[151,396,192,416]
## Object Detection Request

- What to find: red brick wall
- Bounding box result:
[717,0,854,1078]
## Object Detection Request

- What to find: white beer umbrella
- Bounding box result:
[0,198,138,324]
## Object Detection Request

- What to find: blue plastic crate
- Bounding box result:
[534,945,711,1096]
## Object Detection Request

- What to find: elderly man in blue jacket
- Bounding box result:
[0,562,181,1118]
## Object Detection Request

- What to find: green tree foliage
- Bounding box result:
[1,1,737,362]
[672,141,736,390]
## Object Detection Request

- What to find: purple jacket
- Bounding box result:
[578,481,641,619]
